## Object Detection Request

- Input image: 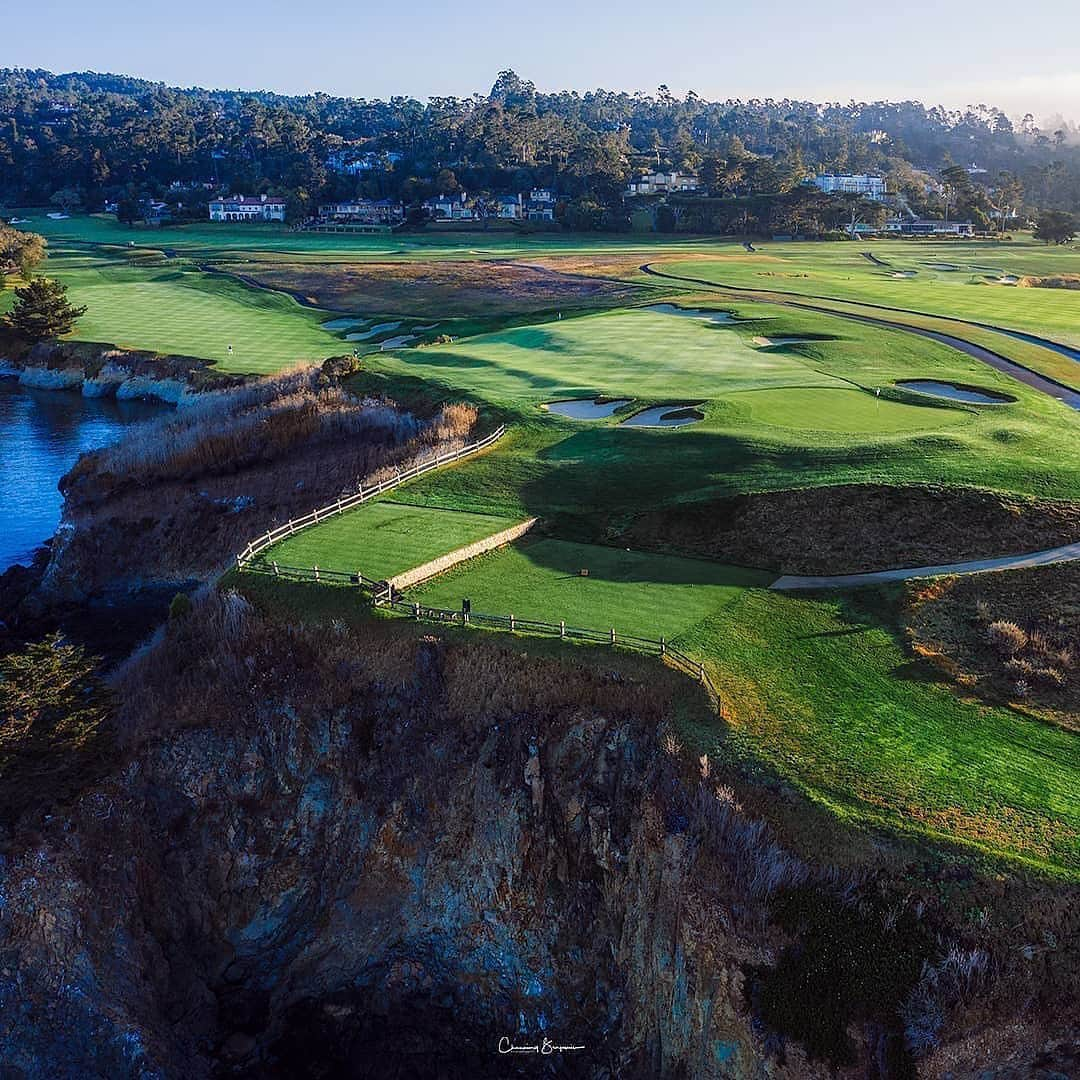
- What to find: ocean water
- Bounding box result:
[0,380,164,571]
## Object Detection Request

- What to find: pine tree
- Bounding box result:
[3,277,87,340]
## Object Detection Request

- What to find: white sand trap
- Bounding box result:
[890,270,917,278]
[412,323,438,332]
[46,212,70,220]
[321,317,368,331]
[896,380,1014,405]
[346,321,402,341]
[925,262,962,271]
[995,275,1019,285]
[621,403,704,428]
[543,397,632,420]
[643,303,744,323]
[379,335,418,349]
[752,336,816,347]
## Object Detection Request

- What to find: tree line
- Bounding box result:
[1,67,1079,230]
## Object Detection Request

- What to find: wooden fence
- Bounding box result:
[239,557,721,712]
[233,419,722,711]
[233,424,507,569]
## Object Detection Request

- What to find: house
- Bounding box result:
[525,188,557,221]
[496,194,523,219]
[899,219,975,236]
[811,174,888,201]
[423,192,475,220]
[623,171,699,197]
[209,194,286,222]
[317,199,404,225]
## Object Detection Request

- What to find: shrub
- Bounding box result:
[987,620,1027,657]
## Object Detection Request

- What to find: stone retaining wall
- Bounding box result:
[388,517,538,591]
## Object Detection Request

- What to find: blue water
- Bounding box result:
[0,380,164,571]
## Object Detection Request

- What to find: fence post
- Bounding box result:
[610,627,616,645]
[272,561,279,576]
[357,571,363,588]
[660,636,666,655]
[336,499,343,513]
[560,620,565,639]
[510,613,515,631]
[698,662,705,683]
[235,553,243,569]
[313,565,320,582]
[313,508,320,523]
[414,602,420,619]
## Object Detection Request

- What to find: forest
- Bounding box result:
[2,67,1079,228]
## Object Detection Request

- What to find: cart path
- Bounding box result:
[639,263,1080,409]
[772,541,1080,590]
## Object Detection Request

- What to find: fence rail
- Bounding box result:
[233,420,721,711]
[233,424,507,569]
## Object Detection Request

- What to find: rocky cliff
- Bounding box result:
[0,592,1074,1078]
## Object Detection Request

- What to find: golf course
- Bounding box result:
[13,213,1080,876]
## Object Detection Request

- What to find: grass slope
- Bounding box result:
[686,588,1080,875]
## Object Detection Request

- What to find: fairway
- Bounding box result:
[257,501,523,581]
[50,260,341,373]
[407,537,775,639]
[659,240,1080,352]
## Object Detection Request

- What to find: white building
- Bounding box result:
[811,174,888,201]
[318,200,403,224]
[496,194,523,219]
[624,171,699,197]
[423,192,475,220]
[209,194,286,222]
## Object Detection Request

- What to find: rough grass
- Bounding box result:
[619,484,1080,575]
[904,564,1079,729]
[225,259,645,318]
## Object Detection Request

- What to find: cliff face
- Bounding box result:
[0,594,830,1079]
[0,595,1073,1078]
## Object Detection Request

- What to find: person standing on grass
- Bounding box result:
[227,344,233,358]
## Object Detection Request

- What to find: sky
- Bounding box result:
[6,0,1080,125]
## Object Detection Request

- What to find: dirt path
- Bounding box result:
[772,541,1080,590]
[639,263,1080,409]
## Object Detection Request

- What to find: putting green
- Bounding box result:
[257,501,522,581]
[731,386,972,434]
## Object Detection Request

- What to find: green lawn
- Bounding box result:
[683,588,1080,876]
[48,256,341,373]
[257,501,522,580]
[20,211,735,262]
[407,536,774,639]
[658,239,1080,350]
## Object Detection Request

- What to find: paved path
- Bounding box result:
[772,541,1080,590]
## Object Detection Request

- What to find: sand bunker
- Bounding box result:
[890,270,918,278]
[925,262,962,271]
[643,303,744,323]
[752,336,817,347]
[994,275,1020,285]
[321,317,368,331]
[346,321,402,341]
[379,335,418,349]
[896,380,1014,405]
[621,404,704,428]
[543,398,633,419]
